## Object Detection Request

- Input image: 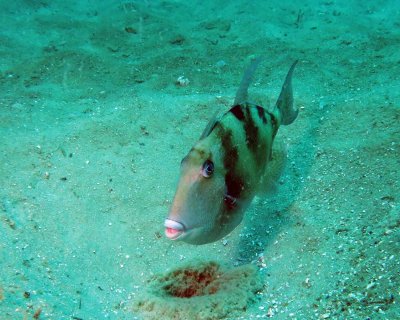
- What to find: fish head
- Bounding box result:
[165,136,234,245]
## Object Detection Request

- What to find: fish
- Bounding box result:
[164,58,298,245]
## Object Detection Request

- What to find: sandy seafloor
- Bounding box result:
[0,0,399,319]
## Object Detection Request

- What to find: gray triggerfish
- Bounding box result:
[164,58,298,245]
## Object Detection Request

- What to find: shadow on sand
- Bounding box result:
[233,108,325,264]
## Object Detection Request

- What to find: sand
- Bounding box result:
[0,1,399,319]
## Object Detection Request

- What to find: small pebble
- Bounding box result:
[176,76,190,86]
[215,60,227,68]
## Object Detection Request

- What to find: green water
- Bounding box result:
[0,1,399,319]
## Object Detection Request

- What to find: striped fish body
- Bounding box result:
[165,60,298,245]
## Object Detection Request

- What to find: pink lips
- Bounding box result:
[165,227,181,237]
[164,219,185,240]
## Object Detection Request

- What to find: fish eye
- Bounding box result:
[201,160,214,178]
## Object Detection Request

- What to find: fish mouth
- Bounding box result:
[164,219,185,240]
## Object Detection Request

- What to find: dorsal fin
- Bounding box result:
[199,110,220,139]
[233,57,263,106]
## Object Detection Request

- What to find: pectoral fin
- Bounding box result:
[258,138,287,195]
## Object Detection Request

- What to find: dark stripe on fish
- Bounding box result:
[225,168,244,199]
[270,113,278,137]
[218,127,238,170]
[244,106,259,153]
[256,106,267,124]
[217,125,244,210]
[230,105,245,121]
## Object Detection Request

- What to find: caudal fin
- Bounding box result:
[275,61,298,125]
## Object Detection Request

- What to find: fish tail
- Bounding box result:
[274,60,298,125]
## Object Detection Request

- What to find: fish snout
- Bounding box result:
[164,219,185,240]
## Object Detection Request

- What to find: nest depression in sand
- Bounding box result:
[133,261,263,320]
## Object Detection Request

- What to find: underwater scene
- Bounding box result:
[0,1,399,319]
